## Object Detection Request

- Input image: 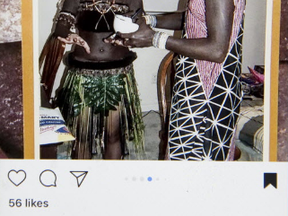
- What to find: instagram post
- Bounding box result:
[36,0,274,162]
[0,0,23,159]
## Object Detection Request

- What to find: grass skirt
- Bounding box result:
[56,64,144,159]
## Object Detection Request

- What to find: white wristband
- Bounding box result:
[143,14,157,28]
[152,31,170,49]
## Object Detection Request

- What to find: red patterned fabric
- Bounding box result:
[186,0,246,97]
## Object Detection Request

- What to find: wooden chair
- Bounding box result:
[157,52,175,160]
[156,52,241,160]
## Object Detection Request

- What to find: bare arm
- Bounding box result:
[53,0,91,53]
[166,0,234,62]
[118,0,235,63]
[152,11,185,30]
[53,0,80,38]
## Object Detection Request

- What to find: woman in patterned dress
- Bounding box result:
[111,0,246,161]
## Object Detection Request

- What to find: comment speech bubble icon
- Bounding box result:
[39,169,57,187]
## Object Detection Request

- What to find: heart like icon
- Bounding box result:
[8,170,27,186]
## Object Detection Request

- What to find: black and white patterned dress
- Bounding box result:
[168,0,246,161]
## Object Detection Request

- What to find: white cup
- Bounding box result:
[113,15,139,33]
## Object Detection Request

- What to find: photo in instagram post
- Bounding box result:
[18,0,285,161]
[0,0,23,159]
[36,0,275,161]
[277,0,288,161]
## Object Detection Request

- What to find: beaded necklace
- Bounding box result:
[79,0,129,30]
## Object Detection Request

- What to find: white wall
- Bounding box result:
[38,0,267,112]
[131,0,180,111]
[242,0,267,71]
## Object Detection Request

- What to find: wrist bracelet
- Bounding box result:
[56,12,76,28]
[143,14,157,28]
[152,31,170,49]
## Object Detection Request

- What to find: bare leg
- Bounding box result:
[103,109,122,159]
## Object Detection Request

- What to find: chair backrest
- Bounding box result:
[157,52,175,160]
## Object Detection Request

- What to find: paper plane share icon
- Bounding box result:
[70,171,88,187]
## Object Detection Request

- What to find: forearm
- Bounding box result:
[140,0,234,63]
[153,12,185,30]
[121,19,232,63]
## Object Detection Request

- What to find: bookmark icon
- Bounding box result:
[264,173,277,189]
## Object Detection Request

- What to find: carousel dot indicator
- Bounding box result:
[147,176,153,182]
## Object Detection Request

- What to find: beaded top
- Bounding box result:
[79,2,129,14]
